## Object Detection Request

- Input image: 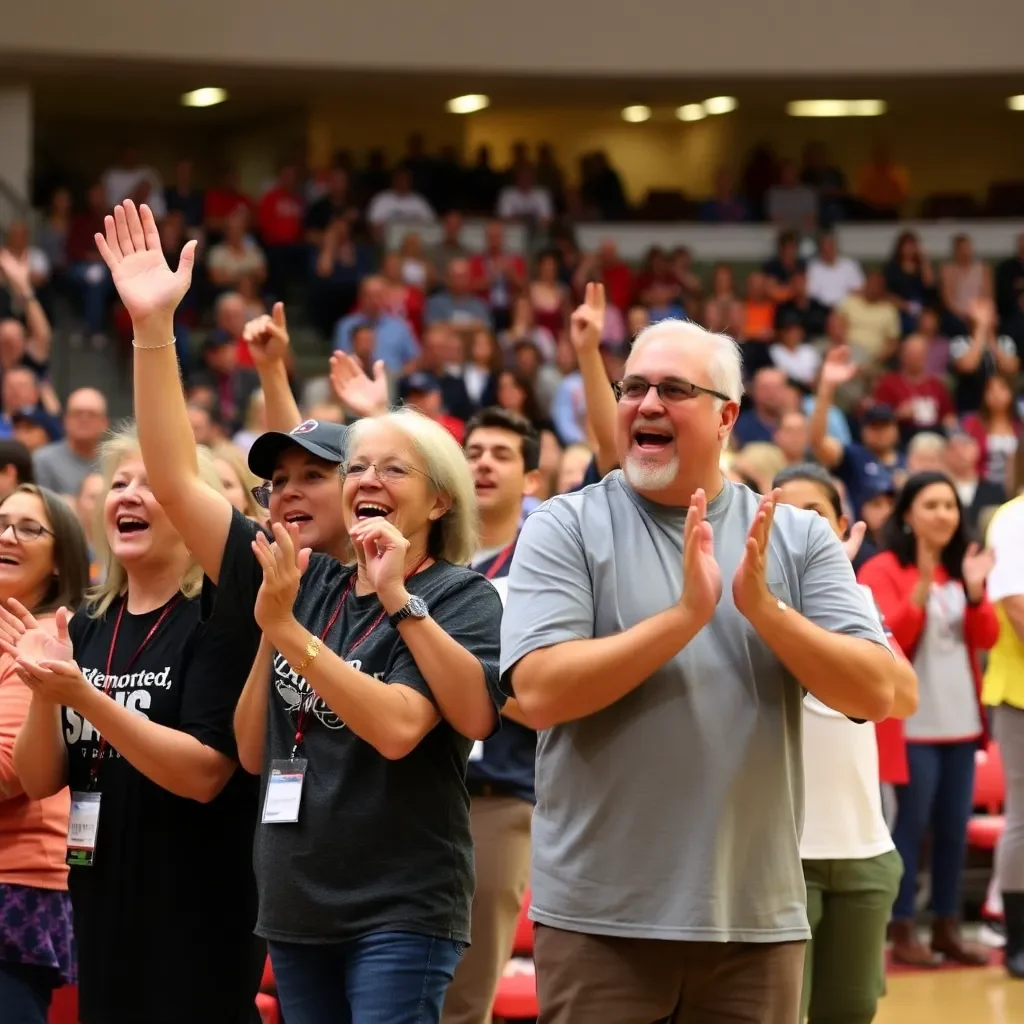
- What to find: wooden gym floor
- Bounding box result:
[876,968,1023,1023]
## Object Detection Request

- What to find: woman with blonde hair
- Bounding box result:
[8,425,264,1024]
[212,441,265,522]
[98,200,504,1023]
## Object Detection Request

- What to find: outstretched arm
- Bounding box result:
[243,303,303,433]
[97,201,234,583]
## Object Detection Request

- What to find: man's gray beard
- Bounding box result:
[623,453,679,491]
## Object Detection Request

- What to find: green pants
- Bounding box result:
[801,849,903,1024]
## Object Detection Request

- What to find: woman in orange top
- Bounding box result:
[0,485,90,1023]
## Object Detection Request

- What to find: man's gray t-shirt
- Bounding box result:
[33,440,95,496]
[500,473,888,943]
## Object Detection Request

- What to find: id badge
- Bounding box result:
[262,759,307,824]
[469,741,485,762]
[67,791,102,867]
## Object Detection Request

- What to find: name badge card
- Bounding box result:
[67,792,102,867]
[262,759,307,824]
[469,741,485,762]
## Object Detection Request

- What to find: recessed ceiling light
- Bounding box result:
[703,96,737,115]
[786,99,886,118]
[180,87,228,109]
[621,105,652,123]
[675,103,707,123]
[445,94,490,114]
[1008,95,1024,112]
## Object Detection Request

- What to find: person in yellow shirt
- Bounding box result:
[982,477,1024,979]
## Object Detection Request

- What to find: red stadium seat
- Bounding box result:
[47,985,78,1024]
[255,992,280,1024]
[968,744,1006,850]
[512,888,533,956]
[492,962,538,1021]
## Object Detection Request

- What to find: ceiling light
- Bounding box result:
[180,87,227,109]
[786,99,886,118]
[675,103,707,123]
[1008,95,1024,111]
[703,96,737,115]
[621,105,652,123]
[445,94,490,115]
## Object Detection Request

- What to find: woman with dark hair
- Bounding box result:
[858,471,999,967]
[773,464,916,1024]
[496,369,551,435]
[883,231,935,337]
[960,373,1023,492]
[0,485,90,1023]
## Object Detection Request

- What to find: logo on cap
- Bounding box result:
[291,420,319,435]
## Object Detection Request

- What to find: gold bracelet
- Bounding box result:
[131,336,177,350]
[294,635,322,675]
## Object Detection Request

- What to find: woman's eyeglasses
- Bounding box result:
[250,460,421,510]
[0,518,54,542]
[614,376,732,404]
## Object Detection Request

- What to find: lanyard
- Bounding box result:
[482,541,515,580]
[291,556,429,753]
[89,595,180,787]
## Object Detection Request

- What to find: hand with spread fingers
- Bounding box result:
[570,282,607,355]
[732,489,782,621]
[94,200,196,329]
[679,488,722,624]
[330,352,389,418]
[348,518,411,609]
[962,542,996,603]
[251,523,312,634]
[0,600,73,666]
[243,301,291,369]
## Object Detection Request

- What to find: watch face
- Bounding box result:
[408,596,429,618]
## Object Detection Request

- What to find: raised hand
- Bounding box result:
[0,600,73,666]
[570,282,606,355]
[0,249,32,298]
[732,489,780,621]
[251,523,311,634]
[843,521,868,563]
[819,346,858,388]
[962,542,995,601]
[330,352,389,418]
[94,200,196,328]
[348,517,410,610]
[243,302,291,368]
[679,489,722,623]
[968,297,995,333]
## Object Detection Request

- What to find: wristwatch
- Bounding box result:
[389,595,430,628]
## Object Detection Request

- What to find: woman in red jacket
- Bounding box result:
[858,470,999,969]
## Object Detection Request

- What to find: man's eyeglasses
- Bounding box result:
[0,517,54,542]
[614,376,732,404]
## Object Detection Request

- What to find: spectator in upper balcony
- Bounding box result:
[857,144,909,219]
[703,264,745,336]
[807,232,865,310]
[432,143,465,214]
[769,312,820,391]
[465,145,502,214]
[430,211,470,280]
[527,252,570,337]
[763,230,806,304]
[995,233,1024,329]
[580,150,628,220]
[65,184,112,341]
[367,167,437,241]
[203,166,254,239]
[948,299,1018,415]
[497,166,554,231]
[940,234,992,336]
[800,141,847,226]
[773,270,829,339]
[102,145,165,220]
[426,258,493,332]
[573,241,633,313]
[37,188,71,281]
[536,142,566,212]
[838,271,901,363]
[334,276,419,375]
[699,167,750,223]
[740,142,781,221]
[671,247,703,311]
[257,162,306,293]
[740,271,776,353]
[164,159,205,230]
[884,231,936,337]
[310,218,374,336]
[766,158,818,235]
[402,132,436,197]
[304,166,359,247]
[207,208,267,297]
[873,334,958,441]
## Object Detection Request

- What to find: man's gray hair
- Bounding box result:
[629,318,745,405]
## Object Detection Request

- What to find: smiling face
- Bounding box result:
[464,425,533,517]
[905,481,961,552]
[214,457,248,515]
[103,454,188,569]
[267,447,346,553]
[0,490,56,607]
[342,422,447,553]
[776,478,845,540]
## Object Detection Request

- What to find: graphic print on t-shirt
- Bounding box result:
[271,652,391,731]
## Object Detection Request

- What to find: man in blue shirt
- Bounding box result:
[332,275,419,375]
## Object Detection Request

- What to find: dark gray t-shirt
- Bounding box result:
[500,474,888,943]
[220,510,504,944]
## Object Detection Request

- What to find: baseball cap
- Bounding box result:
[861,403,896,426]
[398,372,441,400]
[11,407,60,442]
[861,469,896,500]
[247,418,348,479]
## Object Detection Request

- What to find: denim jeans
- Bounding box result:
[891,740,978,919]
[268,931,464,1024]
[0,962,55,1024]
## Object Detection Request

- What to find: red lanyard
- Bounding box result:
[292,557,429,752]
[89,595,180,785]
[482,541,516,580]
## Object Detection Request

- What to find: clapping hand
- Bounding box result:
[243,302,291,368]
[94,200,196,330]
[251,523,311,634]
[843,521,868,563]
[0,604,88,707]
[819,346,858,389]
[330,352,389,418]
[570,282,606,355]
[732,489,781,621]
[962,542,995,602]
[679,489,722,623]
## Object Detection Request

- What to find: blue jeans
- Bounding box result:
[268,932,464,1024]
[891,740,978,919]
[0,962,55,1024]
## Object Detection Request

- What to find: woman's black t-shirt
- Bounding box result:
[219,509,504,945]
[66,582,262,1024]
